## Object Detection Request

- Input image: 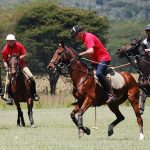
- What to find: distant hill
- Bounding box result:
[59,0,150,20]
[0,0,150,20]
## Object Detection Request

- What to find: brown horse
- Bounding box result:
[48,42,144,140]
[8,55,35,127]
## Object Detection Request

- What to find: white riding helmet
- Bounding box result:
[6,34,16,41]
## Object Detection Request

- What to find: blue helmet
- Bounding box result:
[145,24,150,30]
[71,25,83,38]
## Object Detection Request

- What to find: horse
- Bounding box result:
[117,39,150,114]
[47,41,144,140]
[7,55,35,127]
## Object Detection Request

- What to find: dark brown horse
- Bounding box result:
[8,55,35,127]
[117,39,150,114]
[48,42,144,140]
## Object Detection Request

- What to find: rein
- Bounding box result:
[62,57,92,89]
[138,57,150,65]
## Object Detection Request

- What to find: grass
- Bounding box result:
[0,105,150,150]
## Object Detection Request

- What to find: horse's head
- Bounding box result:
[47,41,76,73]
[8,54,19,76]
[117,39,144,58]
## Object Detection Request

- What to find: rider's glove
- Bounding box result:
[77,53,82,59]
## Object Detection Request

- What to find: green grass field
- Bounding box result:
[0,105,150,150]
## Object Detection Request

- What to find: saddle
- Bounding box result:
[94,67,125,90]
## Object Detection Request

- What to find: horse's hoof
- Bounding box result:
[22,123,25,127]
[108,130,114,136]
[78,129,84,139]
[139,133,144,140]
[31,124,36,128]
[139,109,144,115]
[17,124,21,127]
[85,127,91,135]
[108,125,114,136]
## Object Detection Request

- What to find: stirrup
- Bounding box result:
[106,94,115,105]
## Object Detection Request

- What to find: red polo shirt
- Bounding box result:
[2,41,26,68]
[81,32,111,63]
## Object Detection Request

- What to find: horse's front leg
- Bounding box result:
[139,90,147,115]
[15,102,25,127]
[27,98,35,128]
[78,98,92,138]
[70,106,79,127]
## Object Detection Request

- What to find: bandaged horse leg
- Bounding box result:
[139,90,147,115]
[78,111,90,138]
[6,82,14,105]
[70,107,79,127]
[77,98,92,138]
[27,98,35,127]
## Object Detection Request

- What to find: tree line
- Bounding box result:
[0,2,109,94]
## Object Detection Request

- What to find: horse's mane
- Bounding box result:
[66,45,92,70]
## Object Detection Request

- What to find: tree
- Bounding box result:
[15,3,109,94]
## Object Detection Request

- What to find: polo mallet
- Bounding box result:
[92,107,98,130]
[4,71,9,99]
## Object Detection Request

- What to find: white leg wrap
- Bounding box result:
[139,132,144,140]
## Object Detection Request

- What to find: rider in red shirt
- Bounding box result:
[71,25,116,105]
[2,34,40,105]
[2,41,26,68]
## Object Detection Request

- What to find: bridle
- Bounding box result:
[49,46,91,88]
[49,46,87,75]
[8,55,20,80]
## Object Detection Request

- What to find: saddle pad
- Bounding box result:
[107,71,125,89]
[94,71,125,90]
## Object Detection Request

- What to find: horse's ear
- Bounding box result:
[58,41,65,48]
[131,39,138,44]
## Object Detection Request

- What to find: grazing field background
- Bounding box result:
[0,75,150,150]
[0,106,150,150]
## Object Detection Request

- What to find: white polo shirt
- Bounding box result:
[143,38,150,48]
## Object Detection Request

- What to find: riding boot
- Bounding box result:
[29,77,40,101]
[99,77,116,104]
[7,83,14,105]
